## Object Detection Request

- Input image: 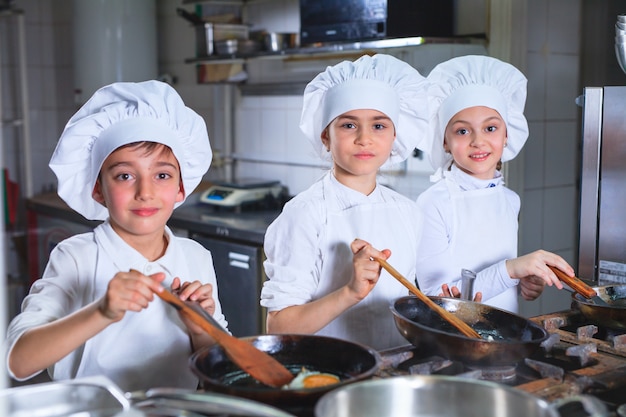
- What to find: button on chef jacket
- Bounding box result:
[261,171,421,350]
[415,165,519,312]
[6,220,228,392]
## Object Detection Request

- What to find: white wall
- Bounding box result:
[517,0,583,317]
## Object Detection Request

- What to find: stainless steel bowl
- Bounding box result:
[315,375,608,417]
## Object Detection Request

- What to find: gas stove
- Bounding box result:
[375,308,626,416]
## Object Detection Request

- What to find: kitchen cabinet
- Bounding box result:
[190,234,265,336]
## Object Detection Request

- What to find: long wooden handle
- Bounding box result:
[375,257,481,339]
[153,288,294,387]
[548,266,597,299]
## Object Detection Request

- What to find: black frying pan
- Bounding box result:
[189,334,380,409]
[572,284,626,329]
[390,295,549,366]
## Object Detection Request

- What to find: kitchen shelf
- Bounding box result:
[186,35,486,64]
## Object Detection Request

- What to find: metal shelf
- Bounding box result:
[186,35,486,64]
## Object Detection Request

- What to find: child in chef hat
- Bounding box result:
[261,54,429,351]
[6,80,228,392]
[415,55,573,313]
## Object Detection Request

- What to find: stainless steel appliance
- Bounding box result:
[578,86,626,284]
[299,0,454,45]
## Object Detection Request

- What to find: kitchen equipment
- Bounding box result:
[461,268,477,300]
[571,284,626,329]
[263,32,299,52]
[129,388,297,417]
[375,257,481,338]
[0,376,130,417]
[189,334,380,413]
[199,179,284,208]
[194,22,249,56]
[299,0,455,45]
[391,295,549,366]
[154,287,294,388]
[578,86,626,285]
[549,266,610,306]
[215,39,238,55]
[314,375,609,417]
[370,308,626,415]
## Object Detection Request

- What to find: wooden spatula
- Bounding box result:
[155,288,295,387]
[548,265,610,306]
[374,257,481,339]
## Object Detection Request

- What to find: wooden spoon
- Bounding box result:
[155,287,295,387]
[374,257,481,339]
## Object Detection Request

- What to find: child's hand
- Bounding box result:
[171,277,217,336]
[505,250,569,290]
[519,275,546,300]
[439,283,483,302]
[349,238,391,301]
[99,270,165,322]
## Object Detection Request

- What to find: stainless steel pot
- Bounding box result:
[391,295,549,366]
[314,375,609,417]
[572,284,626,329]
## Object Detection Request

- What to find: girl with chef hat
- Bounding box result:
[260,54,428,350]
[415,55,573,313]
[5,80,228,391]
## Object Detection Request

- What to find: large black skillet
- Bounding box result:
[391,295,549,366]
[189,334,381,410]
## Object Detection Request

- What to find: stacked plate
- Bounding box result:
[615,14,626,74]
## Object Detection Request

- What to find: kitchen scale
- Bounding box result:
[199,179,284,208]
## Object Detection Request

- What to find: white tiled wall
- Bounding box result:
[517,0,583,317]
[4,0,587,317]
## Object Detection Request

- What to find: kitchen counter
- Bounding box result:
[26,192,281,246]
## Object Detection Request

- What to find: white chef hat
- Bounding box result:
[300,53,429,167]
[49,80,212,221]
[425,55,528,179]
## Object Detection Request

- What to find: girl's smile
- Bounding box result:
[444,106,507,180]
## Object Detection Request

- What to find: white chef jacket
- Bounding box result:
[5,220,228,392]
[415,165,520,312]
[261,171,421,350]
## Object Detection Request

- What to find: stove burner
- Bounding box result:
[467,364,517,382]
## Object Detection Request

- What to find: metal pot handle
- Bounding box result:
[551,395,609,417]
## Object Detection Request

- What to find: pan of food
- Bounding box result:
[572,284,626,329]
[189,334,380,410]
[390,295,549,366]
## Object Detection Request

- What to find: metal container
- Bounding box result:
[195,23,249,56]
[0,376,130,417]
[215,39,238,55]
[263,32,299,52]
[314,375,609,417]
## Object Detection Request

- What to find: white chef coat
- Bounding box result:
[261,171,420,350]
[415,165,520,312]
[5,220,228,392]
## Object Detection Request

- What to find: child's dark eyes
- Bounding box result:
[116,173,132,181]
[455,128,469,135]
[486,125,497,132]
